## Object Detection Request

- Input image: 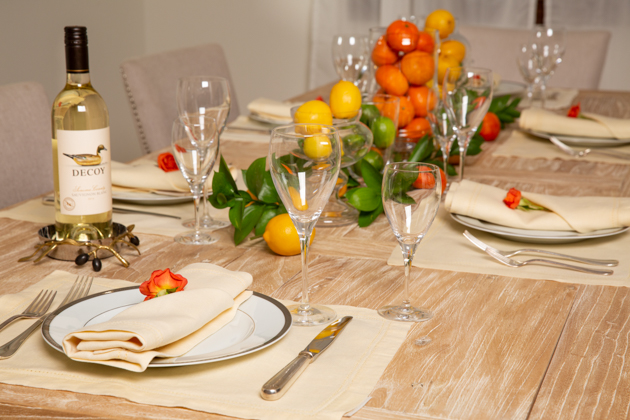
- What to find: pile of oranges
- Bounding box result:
[371,10,466,142]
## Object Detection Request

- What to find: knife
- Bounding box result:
[260,316,353,401]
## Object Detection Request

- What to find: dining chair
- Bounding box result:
[120,43,240,155]
[458,25,611,90]
[0,82,52,209]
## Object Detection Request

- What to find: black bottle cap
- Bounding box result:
[64,26,89,73]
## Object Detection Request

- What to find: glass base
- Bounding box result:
[317,200,359,227]
[174,230,218,245]
[288,304,336,326]
[377,305,433,322]
[182,217,229,230]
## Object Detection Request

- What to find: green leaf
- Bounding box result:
[360,160,383,192]
[209,192,230,209]
[228,198,244,230]
[395,192,416,205]
[241,169,248,183]
[391,170,418,195]
[245,157,267,197]
[424,159,457,176]
[258,171,281,204]
[408,136,434,162]
[219,155,238,192]
[212,171,236,197]
[237,190,253,203]
[254,206,280,237]
[234,203,265,245]
[358,201,383,227]
[466,136,484,156]
[345,187,381,212]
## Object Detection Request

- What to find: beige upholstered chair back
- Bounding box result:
[0,82,52,209]
[458,26,610,90]
[120,43,239,155]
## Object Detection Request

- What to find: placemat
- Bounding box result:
[388,208,630,287]
[0,271,410,420]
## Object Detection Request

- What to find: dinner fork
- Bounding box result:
[0,275,93,359]
[549,136,630,160]
[0,290,57,332]
[484,247,613,276]
[463,230,619,266]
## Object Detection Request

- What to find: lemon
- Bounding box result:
[303,133,332,160]
[425,9,455,39]
[437,56,460,85]
[288,186,308,211]
[329,81,362,119]
[263,214,315,256]
[440,40,466,63]
[294,100,333,134]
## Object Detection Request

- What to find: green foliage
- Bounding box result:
[489,95,521,128]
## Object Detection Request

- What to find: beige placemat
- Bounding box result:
[388,208,630,287]
[0,271,410,420]
[492,130,630,164]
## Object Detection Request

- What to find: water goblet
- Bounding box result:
[517,43,540,107]
[380,162,442,322]
[268,124,341,326]
[171,117,219,245]
[332,35,370,86]
[426,88,456,191]
[531,26,565,108]
[442,67,493,183]
[176,75,231,230]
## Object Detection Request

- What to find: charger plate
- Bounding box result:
[521,128,630,148]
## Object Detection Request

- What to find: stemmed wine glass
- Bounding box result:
[380,162,442,322]
[517,43,540,107]
[332,35,370,87]
[176,76,231,230]
[268,124,341,326]
[426,88,456,191]
[531,26,565,108]
[171,116,219,245]
[443,67,493,182]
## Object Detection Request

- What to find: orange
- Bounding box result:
[371,35,398,66]
[416,31,435,54]
[413,166,446,194]
[400,51,434,86]
[408,86,435,118]
[373,95,399,126]
[263,214,315,256]
[402,117,432,140]
[425,9,455,40]
[375,64,409,96]
[386,20,419,53]
[440,40,466,63]
[397,96,415,128]
[478,112,501,141]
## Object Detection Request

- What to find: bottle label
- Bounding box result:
[57,127,112,216]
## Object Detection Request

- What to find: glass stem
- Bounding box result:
[192,186,202,235]
[201,185,210,220]
[540,78,547,109]
[298,231,311,315]
[440,139,451,188]
[400,242,417,312]
[457,131,469,183]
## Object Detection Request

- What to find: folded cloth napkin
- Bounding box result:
[247,98,297,123]
[111,161,190,193]
[444,180,630,233]
[62,263,253,372]
[519,108,630,139]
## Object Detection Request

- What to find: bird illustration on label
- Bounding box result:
[63,144,107,166]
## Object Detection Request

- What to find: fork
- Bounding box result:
[463,230,619,266]
[484,247,613,276]
[549,136,630,160]
[0,275,93,359]
[0,290,57,332]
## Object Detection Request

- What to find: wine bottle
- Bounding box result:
[52,26,112,241]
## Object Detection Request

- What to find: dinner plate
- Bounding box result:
[248,112,292,126]
[494,80,526,97]
[112,191,193,205]
[450,213,629,244]
[42,287,291,367]
[521,128,630,148]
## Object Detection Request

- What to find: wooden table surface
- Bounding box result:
[1,87,629,419]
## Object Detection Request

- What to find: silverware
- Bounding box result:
[0,275,93,359]
[260,316,353,401]
[42,196,181,219]
[0,290,57,332]
[463,230,618,266]
[549,136,630,160]
[484,247,613,276]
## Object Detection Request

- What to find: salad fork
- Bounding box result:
[0,290,57,332]
[463,230,618,266]
[549,136,630,160]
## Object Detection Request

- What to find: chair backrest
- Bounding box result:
[120,43,239,155]
[0,82,52,209]
[458,25,611,90]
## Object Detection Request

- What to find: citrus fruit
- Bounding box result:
[362,149,385,172]
[478,112,501,141]
[294,100,333,134]
[371,35,398,66]
[413,165,446,194]
[263,213,314,256]
[408,86,435,118]
[375,64,409,96]
[437,56,460,85]
[425,9,455,39]
[371,116,396,149]
[416,31,435,53]
[440,40,466,63]
[402,117,432,140]
[288,186,308,211]
[343,133,366,153]
[386,20,419,53]
[303,133,332,160]
[400,51,434,86]
[360,104,380,127]
[397,96,415,128]
[330,80,362,119]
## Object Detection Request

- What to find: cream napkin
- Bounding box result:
[111,161,190,193]
[62,263,253,372]
[247,98,297,123]
[519,108,630,139]
[445,180,630,233]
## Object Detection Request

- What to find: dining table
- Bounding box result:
[0,84,629,420]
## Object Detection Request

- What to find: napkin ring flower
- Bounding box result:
[140,268,188,301]
[157,152,178,172]
[503,188,549,212]
[567,103,582,118]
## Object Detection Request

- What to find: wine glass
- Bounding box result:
[268,124,341,325]
[517,43,540,107]
[380,162,442,322]
[171,116,219,245]
[176,76,231,230]
[332,35,370,87]
[531,26,565,108]
[426,88,456,191]
[442,67,493,183]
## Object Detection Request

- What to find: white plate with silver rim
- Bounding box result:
[42,287,291,367]
[521,128,630,148]
[113,191,193,206]
[495,80,526,97]
[450,213,629,244]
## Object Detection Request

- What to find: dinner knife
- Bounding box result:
[260,316,353,401]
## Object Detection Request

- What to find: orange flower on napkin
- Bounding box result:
[567,103,581,118]
[139,268,188,301]
[503,188,549,212]
[157,152,178,172]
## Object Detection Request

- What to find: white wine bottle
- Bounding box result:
[52,26,112,241]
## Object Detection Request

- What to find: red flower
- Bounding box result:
[503,188,522,209]
[567,103,581,118]
[139,268,188,301]
[157,152,178,172]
